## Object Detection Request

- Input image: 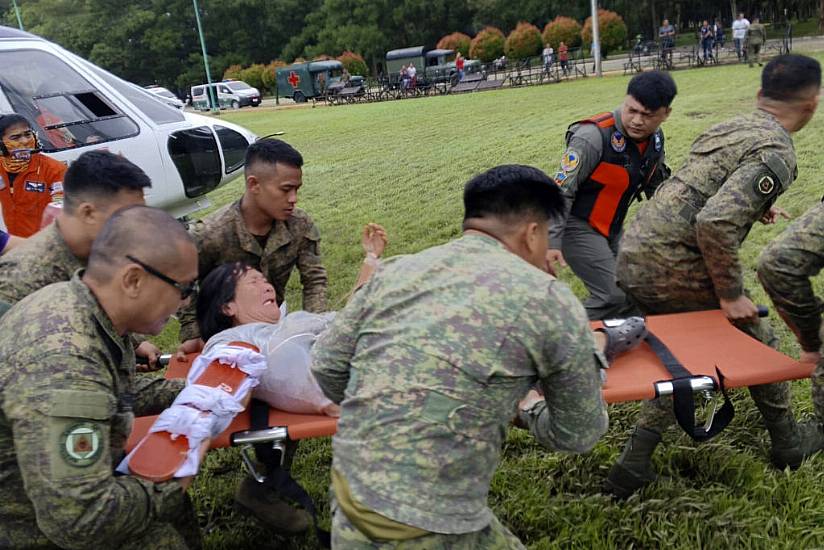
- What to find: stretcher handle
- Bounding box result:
[654,376,716,397]
[135,354,172,367]
[231,426,288,446]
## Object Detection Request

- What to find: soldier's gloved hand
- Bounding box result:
[596,317,647,363]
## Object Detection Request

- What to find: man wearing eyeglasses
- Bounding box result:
[0,113,67,237]
[0,205,204,549]
[0,150,164,368]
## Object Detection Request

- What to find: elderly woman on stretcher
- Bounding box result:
[194,222,389,418]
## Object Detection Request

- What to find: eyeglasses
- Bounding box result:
[126,254,198,300]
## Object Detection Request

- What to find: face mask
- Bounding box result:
[1,129,36,173]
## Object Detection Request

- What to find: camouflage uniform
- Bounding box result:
[179,200,328,341]
[616,108,796,433]
[312,234,608,545]
[758,202,824,421]
[0,275,196,549]
[0,222,81,315]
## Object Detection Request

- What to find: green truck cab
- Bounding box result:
[276,60,346,103]
[385,46,481,87]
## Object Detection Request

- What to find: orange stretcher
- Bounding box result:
[126,309,814,464]
[599,310,813,402]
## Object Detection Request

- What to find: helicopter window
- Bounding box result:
[214,125,247,174]
[168,126,221,198]
[84,63,185,125]
[0,49,140,152]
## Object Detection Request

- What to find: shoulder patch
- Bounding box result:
[654,132,663,152]
[560,149,580,173]
[60,422,103,467]
[761,151,792,187]
[755,173,776,196]
[611,131,626,153]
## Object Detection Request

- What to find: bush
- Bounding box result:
[436,32,472,58]
[543,16,582,49]
[239,63,265,91]
[312,54,334,61]
[582,9,628,54]
[222,64,243,81]
[505,21,543,60]
[470,26,505,62]
[337,50,369,76]
[261,60,286,93]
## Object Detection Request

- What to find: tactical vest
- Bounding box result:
[567,112,664,239]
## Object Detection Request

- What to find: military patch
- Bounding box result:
[654,132,662,152]
[610,131,626,153]
[554,171,568,185]
[60,422,103,467]
[756,174,776,196]
[560,149,580,173]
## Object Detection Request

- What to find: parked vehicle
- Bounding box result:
[191,80,261,111]
[276,60,361,102]
[385,46,481,87]
[145,85,185,110]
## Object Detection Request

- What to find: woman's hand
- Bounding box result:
[361,223,388,258]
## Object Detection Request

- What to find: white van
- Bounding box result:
[191,80,261,111]
[0,26,257,219]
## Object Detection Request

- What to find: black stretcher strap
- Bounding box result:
[645,332,735,442]
[250,398,331,547]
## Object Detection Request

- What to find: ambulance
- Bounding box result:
[0,25,257,221]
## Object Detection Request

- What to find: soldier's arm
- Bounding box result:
[523,282,608,452]
[758,203,824,352]
[548,125,603,249]
[695,148,792,300]
[311,274,373,403]
[133,375,185,416]
[6,368,186,548]
[297,219,328,312]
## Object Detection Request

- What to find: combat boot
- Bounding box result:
[234,477,311,535]
[604,427,662,499]
[768,417,824,470]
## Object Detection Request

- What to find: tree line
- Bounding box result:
[1,0,820,95]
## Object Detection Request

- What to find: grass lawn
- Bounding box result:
[164,49,824,548]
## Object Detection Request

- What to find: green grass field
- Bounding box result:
[168,51,824,548]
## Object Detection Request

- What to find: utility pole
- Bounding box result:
[192,0,219,114]
[591,0,602,77]
[11,0,23,31]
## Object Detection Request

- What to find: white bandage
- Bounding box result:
[187,345,267,402]
[172,384,244,436]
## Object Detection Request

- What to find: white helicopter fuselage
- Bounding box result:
[0,26,256,224]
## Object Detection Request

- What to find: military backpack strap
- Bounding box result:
[251,399,331,548]
[646,331,735,442]
[565,112,614,144]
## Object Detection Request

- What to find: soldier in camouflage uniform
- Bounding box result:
[177,138,327,534]
[758,201,824,453]
[0,206,201,549]
[0,150,165,368]
[605,54,822,498]
[178,139,327,348]
[312,165,611,548]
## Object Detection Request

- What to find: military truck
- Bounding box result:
[276,60,363,103]
[385,46,481,87]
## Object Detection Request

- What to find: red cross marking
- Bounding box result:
[287,71,301,88]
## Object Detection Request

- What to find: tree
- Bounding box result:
[338,50,369,76]
[504,22,543,59]
[542,16,582,49]
[261,60,286,92]
[582,8,628,54]
[470,26,505,62]
[436,32,472,57]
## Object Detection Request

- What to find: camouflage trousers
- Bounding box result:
[331,500,525,550]
[811,358,824,425]
[620,284,793,434]
[119,493,202,550]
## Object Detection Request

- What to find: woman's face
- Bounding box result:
[223,268,281,325]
